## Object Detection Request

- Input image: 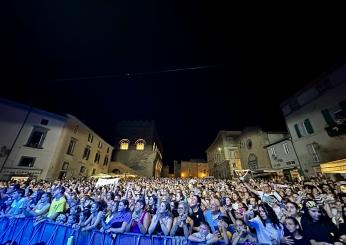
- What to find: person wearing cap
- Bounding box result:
[301,199,338,245]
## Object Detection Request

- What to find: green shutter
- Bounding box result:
[294,124,302,138]
[304,119,314,134]
[321,109,335,125]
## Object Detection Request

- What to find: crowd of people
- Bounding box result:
[0,175,345,245]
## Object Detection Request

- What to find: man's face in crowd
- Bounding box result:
[199,224,209,236]
[190,196,198,207]
[210,199,220,212]
[53,188,61,198]
[262,184,270,193]
[11,191,21,200]
[159,202,167,213]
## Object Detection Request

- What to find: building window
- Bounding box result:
[135,139,146,150]
[18,156,36,167]
[307,143,320,163]
[304,119,314,134]
[294,124,302,138]
[246,139,252,150]
[104,156,109,166]
[94,152,101,163]
[26,127,48,148]
[98,141,102,149]
[107,147,110,153]
[80,166,86,174]
[294,119,314,138]
[88,133,94,143]
[92,168,96,175]
[119,139,129,150]
[40,119,49,125]
[66,138,77,155]
[270,147,276,157]
[62,162,69,170]
[283,143,289,154]
[83,146,91,160]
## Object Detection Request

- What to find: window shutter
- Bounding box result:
[321,109,335,125]
[294,124,302,138]
[304,119,314,134]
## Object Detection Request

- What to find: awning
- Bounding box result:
[320,159,346,174]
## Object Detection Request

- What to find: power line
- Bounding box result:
[48,64,223,82]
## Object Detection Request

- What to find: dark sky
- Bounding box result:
[1,3,346,163]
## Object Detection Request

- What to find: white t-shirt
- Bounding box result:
[248,216,284,245]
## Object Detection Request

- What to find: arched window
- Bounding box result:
[135,139,146,150]
[119,139,130,150]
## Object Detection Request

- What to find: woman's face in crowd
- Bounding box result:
[106,193,112,200]
[79,212,86,221]
[308,207,321,221]
[90,203,98,213]
[284,218,298,233]
[170,202,175,211]
[149,197,154,205]
[159,202,167,213]
[243,192,250,199]
[225,197,231,206]
[135,201,143,212]
[118,201,126,212]
[177,204,185,215]
[259,207,268,220]
[286,203,298,217]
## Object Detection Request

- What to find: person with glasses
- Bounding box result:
[170,201,193,238]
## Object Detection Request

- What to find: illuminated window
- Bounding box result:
[119,139,130,150]
[135,139,146,150]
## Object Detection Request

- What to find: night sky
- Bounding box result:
[1,3,346,164]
